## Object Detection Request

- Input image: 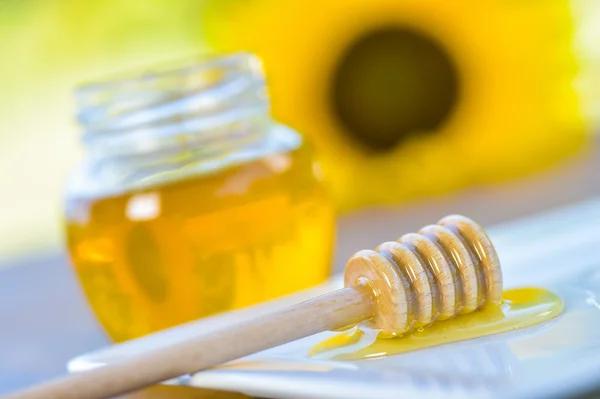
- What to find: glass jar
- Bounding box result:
[64,53,335,342]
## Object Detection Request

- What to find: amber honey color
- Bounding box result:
[65,146,335,342]
[310,287,563,360]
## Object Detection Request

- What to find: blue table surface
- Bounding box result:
[0,254,106,394]
[0,255,248,398]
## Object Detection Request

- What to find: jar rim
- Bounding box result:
[75,52,262,95]
[74,51,271,166]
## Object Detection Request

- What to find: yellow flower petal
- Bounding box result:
[202,0,588,210]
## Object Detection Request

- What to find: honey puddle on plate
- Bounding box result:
[310,287,564,361]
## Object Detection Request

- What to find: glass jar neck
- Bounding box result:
[69,53,302,199]
[75,53,270,163]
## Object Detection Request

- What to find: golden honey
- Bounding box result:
[66,144,334,342]
[65,54,335,342]
[310,287,563,360]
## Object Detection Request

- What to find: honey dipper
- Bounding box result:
[5,215,502,399]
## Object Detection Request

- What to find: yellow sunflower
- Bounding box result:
[201,0,588,211]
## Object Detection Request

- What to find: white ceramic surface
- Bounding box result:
[69,197,600,399]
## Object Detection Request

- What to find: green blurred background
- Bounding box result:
[0,1,210,261]
[0,0,599,264]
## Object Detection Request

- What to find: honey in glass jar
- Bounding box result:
[64,54,335,342]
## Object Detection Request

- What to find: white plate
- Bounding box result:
[69,198,600,399]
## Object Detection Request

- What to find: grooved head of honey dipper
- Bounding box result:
[344,250,410,336]
[343,215,503,337]
[438,215,503,303]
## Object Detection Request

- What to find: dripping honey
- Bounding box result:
[65,146,335,342]
[310,287,563,360]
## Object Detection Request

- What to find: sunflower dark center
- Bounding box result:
[330,27,459,152]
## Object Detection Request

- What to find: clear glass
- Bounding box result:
[64,53,335,342]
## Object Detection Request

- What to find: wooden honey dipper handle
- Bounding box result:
[4,215,502,399]
[4,287,376,399]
